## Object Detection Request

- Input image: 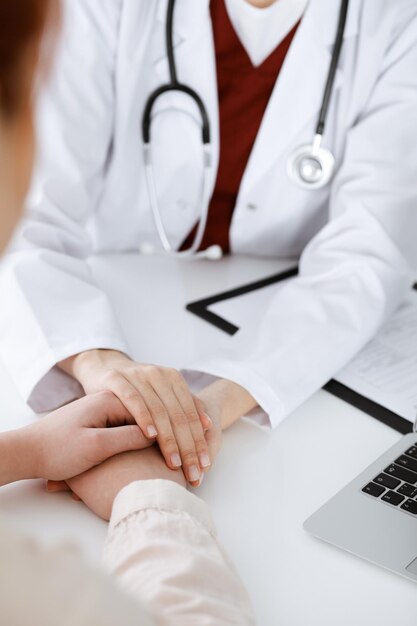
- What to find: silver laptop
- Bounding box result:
[304,427,417,583]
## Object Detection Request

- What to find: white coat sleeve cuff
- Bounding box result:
[26,336,130,413]
[109,479,215,534]
[182,360,285,429]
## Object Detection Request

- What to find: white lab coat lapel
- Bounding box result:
[153,0,220,195]
[239,0,360,197]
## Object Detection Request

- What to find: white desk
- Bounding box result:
[0,254,415,626]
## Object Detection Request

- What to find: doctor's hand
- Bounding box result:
[59,349,213,486]
[26,392,151,483]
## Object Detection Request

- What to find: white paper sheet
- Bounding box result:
[335,292,417,423]
[208,285,417,423]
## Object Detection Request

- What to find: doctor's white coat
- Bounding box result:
[1,0,417,427]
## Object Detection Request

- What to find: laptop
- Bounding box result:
[304,426,417,582]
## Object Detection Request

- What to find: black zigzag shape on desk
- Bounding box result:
[186,268,416,435]
[186,266,298,335]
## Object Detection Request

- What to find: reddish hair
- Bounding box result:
[0,0,54,116]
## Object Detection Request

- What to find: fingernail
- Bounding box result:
[147,425,158,438]
[198,474,205,487]
[203,412,213,426]
[171,453,182,468]
[188,465,200,482]
[199,453,211,468]
[46,482,61,492]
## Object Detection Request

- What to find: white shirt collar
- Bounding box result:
[224,0,309,67]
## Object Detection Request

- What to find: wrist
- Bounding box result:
[0,426,41,486]
[198,379,257,430]
[58,352,87,380]
[59,349,129,384]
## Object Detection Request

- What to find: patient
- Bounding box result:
[0,2,255,624]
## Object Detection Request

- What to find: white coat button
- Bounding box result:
[246,203,257,211]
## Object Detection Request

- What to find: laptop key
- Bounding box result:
[373,474,400,489]
[400,499,417,515]
[381,491,405,506]
[362,482,385,497]
[405,446,417,460]
[395,455,417,473]
[397,483,417,498]
[385,464,417,485]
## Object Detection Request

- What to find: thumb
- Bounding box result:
[94,425,153,461]
[205,423,222,461]
[193,396,213,431]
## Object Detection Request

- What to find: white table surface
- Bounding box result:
[0,254,415,626]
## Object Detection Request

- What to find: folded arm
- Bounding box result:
[188,5,417,428]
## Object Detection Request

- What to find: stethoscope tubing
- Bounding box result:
[141,0,349,257]
[316,0,349,136]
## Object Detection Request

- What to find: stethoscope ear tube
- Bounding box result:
[143,141,215,258]
[142,84,211,145]
[315,0,349,137]
[140,0,214,258]
[142,0,210,146]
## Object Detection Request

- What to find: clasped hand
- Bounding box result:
[41,392,221,519]
[61,350,215,486]
[40,390,221,520]
[29,391,153,481]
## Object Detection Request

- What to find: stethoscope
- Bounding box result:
[141,0,349,260]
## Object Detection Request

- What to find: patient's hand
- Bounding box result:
[31,391,151,481]
[66,446,186,520]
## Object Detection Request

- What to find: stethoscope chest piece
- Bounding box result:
[286,0,348,191]
[287,137,335,190]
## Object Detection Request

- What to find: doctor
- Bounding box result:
[1,0,417,483]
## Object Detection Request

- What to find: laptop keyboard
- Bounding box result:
[362,443,417,516]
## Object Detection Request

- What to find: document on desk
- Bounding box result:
[208,285,417,423]
[335,291,417,423]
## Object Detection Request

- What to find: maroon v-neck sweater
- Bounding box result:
[181,0,299,254]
